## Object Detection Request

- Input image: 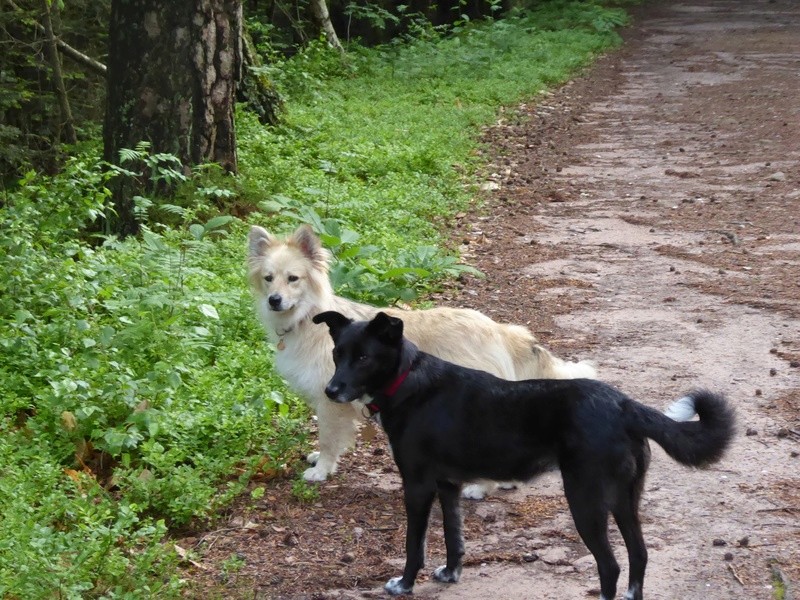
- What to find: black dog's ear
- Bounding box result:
[367,312,404,345]
[312,311,353,340]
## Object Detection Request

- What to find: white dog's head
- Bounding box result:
[247,224,333,330]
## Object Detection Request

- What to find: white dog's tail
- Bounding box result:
[503,323,596,380]
[532,345,597,380]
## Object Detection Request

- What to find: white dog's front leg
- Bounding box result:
[302,400,359,482]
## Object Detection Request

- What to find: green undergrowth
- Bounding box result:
[0,1,626,597]
[239,1,625,255]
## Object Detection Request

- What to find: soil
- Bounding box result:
[179,0,800,598]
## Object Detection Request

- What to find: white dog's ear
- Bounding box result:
[289,224,331,270]
[289,224,321,259]
[248,226,273,258]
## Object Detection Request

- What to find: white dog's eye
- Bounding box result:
[264,274,274,283]
[288,275,299,283]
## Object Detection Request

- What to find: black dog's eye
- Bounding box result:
[288,274,299,283]
[358,354,368,362]
[264,274,274,283]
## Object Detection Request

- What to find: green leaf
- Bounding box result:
[99,326,116,346]
[204,216,234,231]
[198,304,219,320]
[189,224,205,240]
[383,267,431,279]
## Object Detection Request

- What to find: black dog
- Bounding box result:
[313,311,735,600]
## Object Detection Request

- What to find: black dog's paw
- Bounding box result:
[384,576,413,595]
[432,565,461,584]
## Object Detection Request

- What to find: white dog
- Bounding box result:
[247,224,596,499]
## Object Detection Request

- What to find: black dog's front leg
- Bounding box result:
[385,481,436,596]
[432,480,464,584]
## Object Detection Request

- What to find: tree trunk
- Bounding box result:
[40,0,77,145]
[103,0,242,237]
[238,28,282,126]
[310,0,344,53]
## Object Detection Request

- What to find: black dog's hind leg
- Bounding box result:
[562,471,620,600]
[612,455,649,600]
[433,480,464,584]
[385,481,436,595]
[613,497,646,600]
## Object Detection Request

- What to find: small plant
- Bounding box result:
[770,562,789,600]
[291,477,321,504]
[221,553,246,575]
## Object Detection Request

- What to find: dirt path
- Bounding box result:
[432,0,800,597]
[183,1,800,598]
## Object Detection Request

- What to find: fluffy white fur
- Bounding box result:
[247,224,597,498]
[663,396,697,422]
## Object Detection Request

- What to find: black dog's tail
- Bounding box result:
[629,390,736,467]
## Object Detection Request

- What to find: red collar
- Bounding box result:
[366,368,410,415]
[382,368,410,396]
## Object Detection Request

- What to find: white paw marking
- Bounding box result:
[433,565,460,583]
[385,576,412,595]
[306,451,320,465]
[624,583,641,600]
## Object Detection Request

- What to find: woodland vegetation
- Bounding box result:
[0,0,629,595]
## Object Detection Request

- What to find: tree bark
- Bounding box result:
[40,0,77,145]
[310,0,344,53]
[103,0,242,237]
[238,27,282,126]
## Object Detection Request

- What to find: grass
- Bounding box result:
[239,2,625,253]
[0,1,626,597]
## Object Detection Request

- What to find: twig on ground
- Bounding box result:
[728,563,745,586]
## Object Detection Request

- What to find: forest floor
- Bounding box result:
[180,0,800,598]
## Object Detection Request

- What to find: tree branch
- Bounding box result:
[7,0,107,76]
[40,0,77,144]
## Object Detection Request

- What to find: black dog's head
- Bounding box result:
[313,311,405,403]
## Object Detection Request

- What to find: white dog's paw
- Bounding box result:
[384,576,413,595]
[302,464,330,482]
[498,481,518,491]
[432,565,461,584]
[461,483,488,500]
[306,451,320,465]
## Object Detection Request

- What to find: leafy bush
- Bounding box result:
[0,155,308,596]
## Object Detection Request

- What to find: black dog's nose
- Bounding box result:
[324,383,342,400]
[268,294,282,309]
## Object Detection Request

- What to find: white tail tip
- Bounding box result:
[664,395,697,422]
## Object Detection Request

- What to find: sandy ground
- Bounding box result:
[181,1,800,598]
